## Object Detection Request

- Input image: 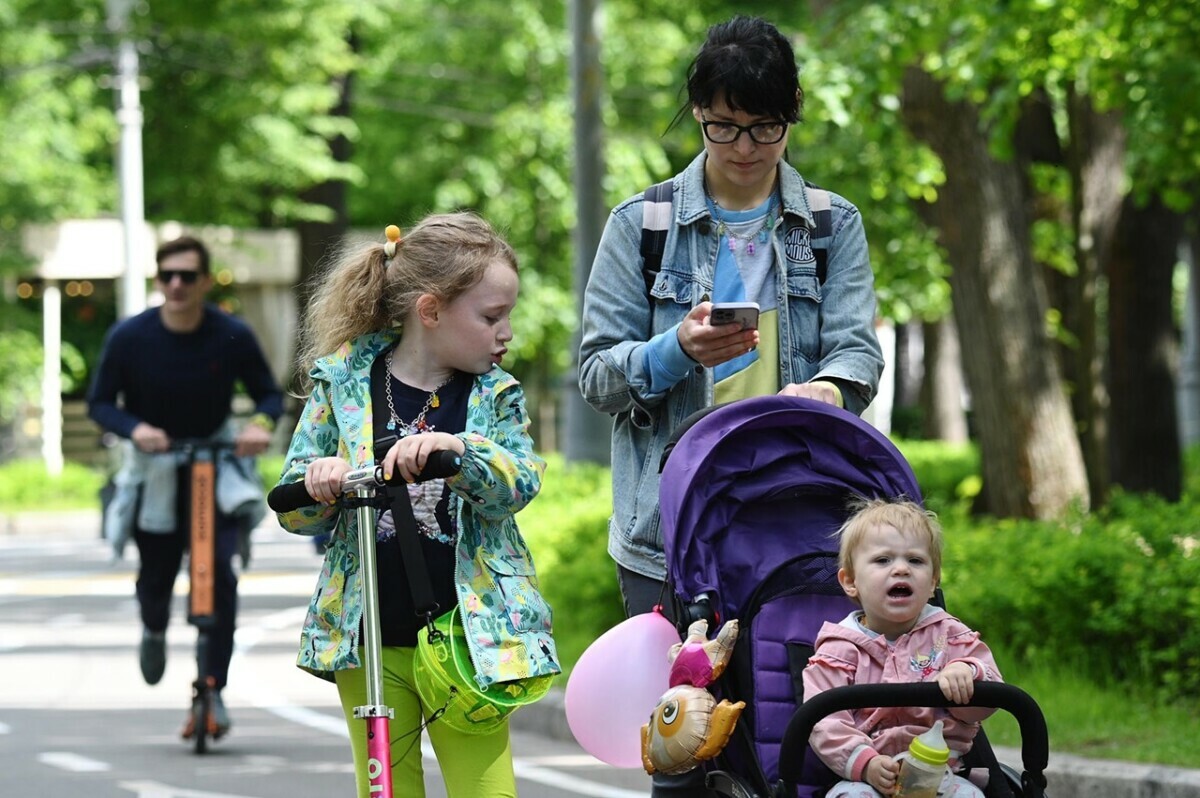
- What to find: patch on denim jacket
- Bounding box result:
[784,226,816,266]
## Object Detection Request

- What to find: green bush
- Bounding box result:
[892,436,980,512]
[519,454,624,673]
[0,458,106,511]
[941,484,1200,698]
[258,453,286,487]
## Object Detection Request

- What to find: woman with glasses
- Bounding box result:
[578,16,883,796]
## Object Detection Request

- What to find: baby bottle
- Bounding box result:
[895,720,949,798]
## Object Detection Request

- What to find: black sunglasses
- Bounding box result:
[156,269,201,285]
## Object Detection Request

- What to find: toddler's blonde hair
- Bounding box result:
[836,496,944,583]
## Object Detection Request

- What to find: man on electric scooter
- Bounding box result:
[87,235,284,737]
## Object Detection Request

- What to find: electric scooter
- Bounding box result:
[170,440,232,754]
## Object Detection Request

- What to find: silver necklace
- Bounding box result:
[384,349,453,435]
[704,179,780,255]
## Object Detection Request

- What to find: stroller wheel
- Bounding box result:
[705,769,759,798]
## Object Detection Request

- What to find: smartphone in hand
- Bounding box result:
[710,301,760,331]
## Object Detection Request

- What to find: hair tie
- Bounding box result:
[383,224,402,258]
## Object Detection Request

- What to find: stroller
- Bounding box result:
[656,396,1049,798]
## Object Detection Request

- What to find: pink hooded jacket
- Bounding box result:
[802,606,1002,782]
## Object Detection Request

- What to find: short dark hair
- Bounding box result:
[671,16,804,130]
[155,235,211,275]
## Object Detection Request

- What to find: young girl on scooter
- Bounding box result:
[275,212,559,798]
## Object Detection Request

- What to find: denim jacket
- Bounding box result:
[276,331,560,687]
[578,152,883,580]
[103,422,265,561]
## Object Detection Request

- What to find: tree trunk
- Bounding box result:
[1107,195,1184,500]
[291,50,356,400]
[901,67,1088,518]
[893,322,919,408]
[1063,88,1125,506]
[920,314,968,444]
[563,0,613,464]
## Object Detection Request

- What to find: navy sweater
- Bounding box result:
[87,304,283,440]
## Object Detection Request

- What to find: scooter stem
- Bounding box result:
[351,486,393,797]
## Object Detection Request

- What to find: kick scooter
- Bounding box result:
[268,445,460,797]
[170,440,232,754]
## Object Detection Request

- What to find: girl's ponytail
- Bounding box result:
[294,241,391,394]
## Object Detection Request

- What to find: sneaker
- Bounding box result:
[210,690,232,738]
[139,629,167,685]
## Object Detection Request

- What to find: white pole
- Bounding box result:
[42,281,64,477]
[109,0,147,319]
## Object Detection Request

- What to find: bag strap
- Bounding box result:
[640,179,674,294]
[369,364,440,624]
[386,482,440,621]
[803,182,832,286]
[638,178,833,294]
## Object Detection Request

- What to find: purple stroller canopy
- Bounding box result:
[659,396,923,619]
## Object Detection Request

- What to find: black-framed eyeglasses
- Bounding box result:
[156,269,201,285]
[700,115,788,145]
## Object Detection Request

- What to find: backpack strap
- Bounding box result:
[639,179,833,296]
[803,183,832,286]
[640,179,674,294]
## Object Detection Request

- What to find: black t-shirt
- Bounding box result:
[369,351,471,647]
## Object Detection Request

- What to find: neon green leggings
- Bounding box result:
[335,645,516,798]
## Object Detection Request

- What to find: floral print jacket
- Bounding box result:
[275,330,560,687]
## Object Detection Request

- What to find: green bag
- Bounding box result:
[413,606,555,734]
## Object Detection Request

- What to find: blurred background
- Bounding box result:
[2,0,1198,518]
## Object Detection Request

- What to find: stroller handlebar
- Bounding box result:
[778,681,1048,790]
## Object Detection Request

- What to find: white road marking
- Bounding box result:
[38,751,112,772]
[118,781,260,798]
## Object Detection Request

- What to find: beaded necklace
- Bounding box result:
[704,179,781,255]
[384,348,453,435]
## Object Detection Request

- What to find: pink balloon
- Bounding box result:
[565,610,681,768]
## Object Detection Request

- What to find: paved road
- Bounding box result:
[8,515,1200,798]
[0,523,651,797]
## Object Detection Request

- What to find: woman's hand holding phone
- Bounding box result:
[677,302,760,367]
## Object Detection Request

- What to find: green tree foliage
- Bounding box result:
[0,0,115,267]
[130,0,362,225]
[4,0,1197,482]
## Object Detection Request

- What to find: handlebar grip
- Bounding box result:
[411,450,462,481]
[267,480,318,513]
[267,450,462,513]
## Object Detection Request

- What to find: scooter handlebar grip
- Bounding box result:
[418,450,462,481]
[267,480,317,513]
[268,451,461,512]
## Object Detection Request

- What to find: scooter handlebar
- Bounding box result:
[267,450,463,513]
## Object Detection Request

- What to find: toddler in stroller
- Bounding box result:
[654,396,1049,798]
[803,497,999,797]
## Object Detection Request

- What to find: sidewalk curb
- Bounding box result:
[513,688,1200,798]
